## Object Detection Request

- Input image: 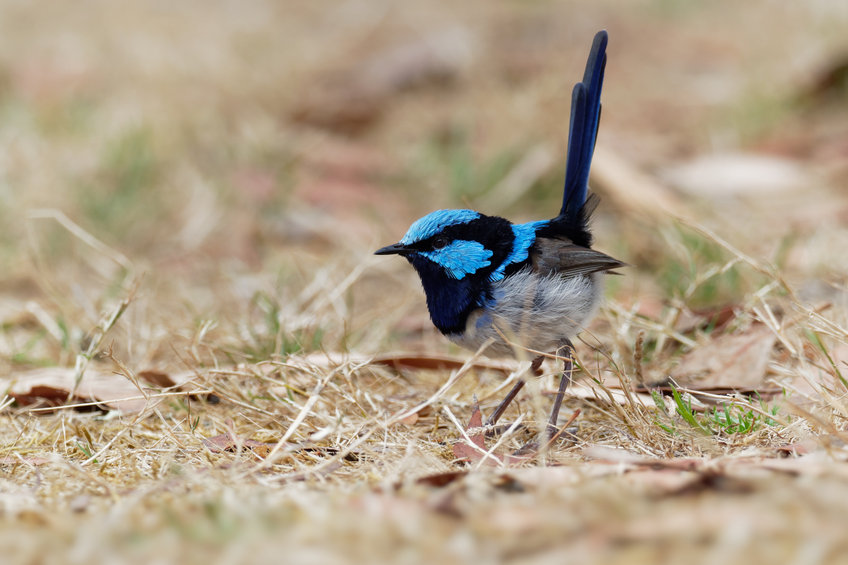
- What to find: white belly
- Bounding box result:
[448,269,603,357]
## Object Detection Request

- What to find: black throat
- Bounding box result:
[409,255,483,335]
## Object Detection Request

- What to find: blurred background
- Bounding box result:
[0,0,846,366]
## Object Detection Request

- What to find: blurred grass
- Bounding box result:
[78,128,161,242]
[658,227,749,309]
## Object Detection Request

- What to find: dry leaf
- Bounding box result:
[451,403,540,466]
[775,442,814,457]
[414,470,469,488]
[398,411,419,426]
[2,367,204,413]
[674,305,737,334]
[669,324,777,391]
[2,368,150,412]
[294,352,518,374]
[136,369,195,388]
[0,456,51,466]
[202,432,277,458]
[451,402,490,464]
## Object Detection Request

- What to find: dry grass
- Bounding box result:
[1,1,848,563]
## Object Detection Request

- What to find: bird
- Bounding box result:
[376,30,624,438]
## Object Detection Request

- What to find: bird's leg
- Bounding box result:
[484,355,544,428]
[512,342,576,457]
[546,339,574,437]
[485,380,525,428]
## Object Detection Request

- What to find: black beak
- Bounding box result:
[375,243,412,256]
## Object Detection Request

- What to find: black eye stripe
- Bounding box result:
[412,216,514,257]
[432,235,449,249]
[423,218,492,247]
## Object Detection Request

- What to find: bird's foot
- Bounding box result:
[512,410,581,457]
[484,422,527,438]
[454,401,581,466]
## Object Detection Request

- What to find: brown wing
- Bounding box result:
[530,237,626,277]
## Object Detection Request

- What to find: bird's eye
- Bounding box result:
[432,236,450,249]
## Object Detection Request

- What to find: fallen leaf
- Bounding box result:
[501,453,848,503]
[451,402,490,464]
[136,369,195,388]
[414,470,468,488]
[674,305,737,334]
[2,367,207,413]
[398,411,419,426]
[202,432,277,458]
[375,354,514,373]
[293,351,518,374]
[776,442,814,457]
[2,368,150,412]
[0,456,51,466]
[451,401,554,466]
[668,324,777,391]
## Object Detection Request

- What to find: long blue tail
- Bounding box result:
[560,30,608,220]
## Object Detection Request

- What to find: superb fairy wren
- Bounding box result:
[376,31,624,434]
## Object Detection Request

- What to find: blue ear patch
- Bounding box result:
[400,209,480,245]
[420,240,492,280]
[489,220,547,281]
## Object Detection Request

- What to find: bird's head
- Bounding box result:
[375,209,514,282]
[376,209,545,334]
[375,209,516,333]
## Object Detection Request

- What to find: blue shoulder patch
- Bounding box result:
[400,209,480,245]
[489,220,547,281]
[420,239,492,280]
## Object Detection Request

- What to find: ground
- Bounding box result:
[1,1,847,563]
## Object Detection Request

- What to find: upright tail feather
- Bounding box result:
[560,30,608,221]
